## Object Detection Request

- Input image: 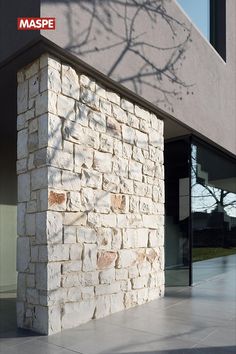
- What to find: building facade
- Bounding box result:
[0,0,235,334]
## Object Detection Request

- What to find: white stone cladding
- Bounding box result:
[16,54,165,335]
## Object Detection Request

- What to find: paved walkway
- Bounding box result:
[0,255,236,354]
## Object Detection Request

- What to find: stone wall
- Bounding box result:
[16,53,165,334]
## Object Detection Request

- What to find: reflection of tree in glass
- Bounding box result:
[191,145,236,218]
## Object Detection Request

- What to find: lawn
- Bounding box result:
[192,247,236,262]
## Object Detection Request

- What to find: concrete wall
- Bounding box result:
[39,0,236,155]
[16,54,165,334]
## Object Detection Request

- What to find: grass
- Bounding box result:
[192,247,236,262]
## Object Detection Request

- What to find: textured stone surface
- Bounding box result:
[17,54,164,335]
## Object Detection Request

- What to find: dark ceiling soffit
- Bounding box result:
[0,36,235,160]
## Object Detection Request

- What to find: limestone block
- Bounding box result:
[62,300,96,329]
[122,229,136,249]
[48,190,66,211]
[81,187,94,212]
[113,139,123,157]
[117,249,137,268]
[26,288,39,305]
[58,94,75,120]
[25,213,36,235]
[75,102,89,126]
[94,151,112,173]
[110,293,124,313]
[81,271,99,287]
[88,111,106,133]
[67,287,82,302]
[99,268,115,284]
[124,290,138,308]
[132,276,149,289]
[100,214,116,228]
[77,227,96,243]
[28,132,38,152]
[25,60,39,79]
[64,212,87,226]
[74,145,93,173]
[113,157,128,178]
[139,118,150,133]
[97,228,112,250]
[133,181,147,196]
[80,75,96,91]
[36,211,63,244]
[100,134,113,153]
[17,129,28,159]
[62,273,80,289]
[36,262,61,291]
[36,91,57,116]
[111,194,129,213]
[128,265,139,279]
[38,113,62,150]
[83,244,97,271]
[122,125,136,144]
[95,282,120,296]
[33,305,48,334]
[121,99,134,113]
[149,130,163,148]
[47,148,73,171]
[17,203,26,236]
[62,170,81,191]
[94,295,111,319]
[97,251,117,270]
[82,286,95,300]
[67,191,81,211]
[94,190,110,213]
[129,160,142,181]
[95,85,106,99]
[47,244,70,262]
[135,130,148,150]
[64,226,77,244]
[62,64,80,100]
[62,261,82,273]
[81,170,102,189]
[115,268,128,281]
[103,174,120,193]
[100,99,111,115]
[80,87,100,110]
[137,288,149,305]
[40,54,61,71]
[112,104,127,123]
[17,81,28,114]
[143,215,164,228]
[18,173,30,202]
[138,261,152,276]
[129,195,140,213]
[120,178,134,194]
[17,273,26,301]
[123,143,132,159]
[143,159,155,177]
[107,92,120,105]
[140,197,153,214]
[40,66,61,94]
[29,74,39,98]
[127,113,139,129]
[107,116,121,138]
[135,105,150,121]
[17,237,30,272]
[111,228,122,250]
[70,244,83,260]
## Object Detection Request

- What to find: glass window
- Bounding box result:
[191,141,236,283]
[177,0,210,40]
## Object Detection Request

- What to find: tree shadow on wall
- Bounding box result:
[44,0,193,111]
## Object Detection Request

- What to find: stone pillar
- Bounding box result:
[16,53,165,335]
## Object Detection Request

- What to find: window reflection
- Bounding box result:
[191,142,236,283]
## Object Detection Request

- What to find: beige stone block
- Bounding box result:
[94,151,112,173]
[97,251,117,270]
[80,87,99,110]
[121,98,134,113]
[83,244,97,271]
[89,111,106,132]
[58,94,75,120]
[62,64,80,100]
[99,268,115,284]
[17,81,28,114]
[62,300,96,330]
[94,295,110,319]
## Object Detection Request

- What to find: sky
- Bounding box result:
[177,0,210,40]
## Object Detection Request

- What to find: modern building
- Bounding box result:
[0,0,235,335]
